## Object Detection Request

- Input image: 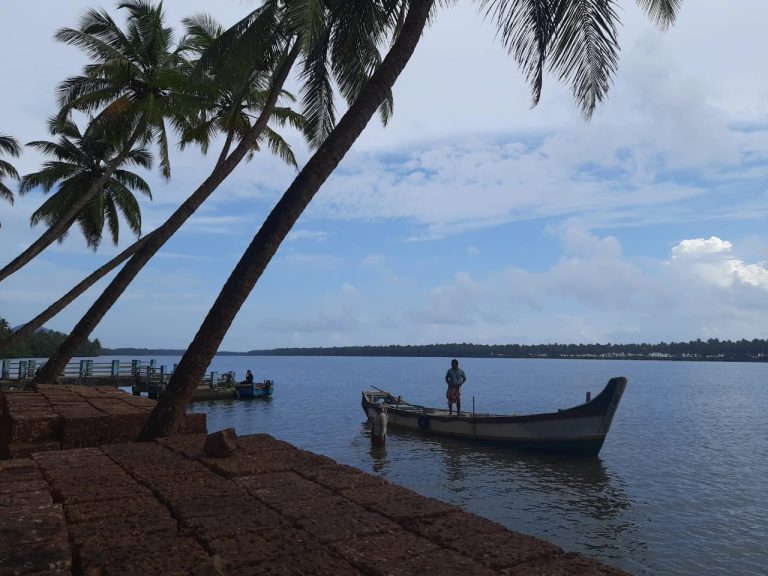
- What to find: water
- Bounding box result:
[116,355,767,576]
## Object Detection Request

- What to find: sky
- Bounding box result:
[1,0,768,351]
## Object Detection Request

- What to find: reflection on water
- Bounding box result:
[358,420,647,570]
[368,442,388,474]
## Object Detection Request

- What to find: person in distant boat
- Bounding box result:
[245,369,254,384]
[371,404,387,446]
[445,358,466,416]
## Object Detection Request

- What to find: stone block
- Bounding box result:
[60,413,114,448]
[52,479,150,505]
[156,434,206,459]
[67,512,178,546]
[384,548,499,576]
[330,532,440,568]
[200,450,303,479]
[32,447,112,470]
[269,494,367,522]
[0,529,71,574]
[295,463,387,491]
[440,528,562,570]
[342,483,455,522]
[207,527,323,564]
[8,413,60,442]
[234,472,334,505]
[179,501,286,542]
[74,534,210,576]
[144,471,231,502]
[245,549,361,576]
[203,428,238,457]
[65,496,169,524]
[235,434,297,454]
[4,441,61,459]
[296,508,400,544]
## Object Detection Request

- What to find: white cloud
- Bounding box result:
[669,236,768,290]
[672,236,732,257]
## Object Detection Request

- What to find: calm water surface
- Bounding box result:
[119,356,767,576]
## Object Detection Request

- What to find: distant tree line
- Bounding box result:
[0,318,101,359]
[245,339,768,362]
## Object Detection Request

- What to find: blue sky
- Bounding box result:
[1,0,768,350]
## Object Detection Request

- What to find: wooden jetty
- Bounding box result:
[1,358,272,402]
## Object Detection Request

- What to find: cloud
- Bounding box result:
[255,283,361,337]
[400,231,768,344]
[286,229,328,242]
[668,236,768,290]
[671,236,732,257]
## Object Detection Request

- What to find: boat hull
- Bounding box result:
[235,380,274,399]
[361,377,627,457]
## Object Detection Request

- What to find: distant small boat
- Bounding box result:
[186,379,274,401]
[235,379,274,399]
[361,377,627,457]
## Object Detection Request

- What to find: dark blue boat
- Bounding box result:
[235,379,274,399]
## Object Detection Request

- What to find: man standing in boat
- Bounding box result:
[445,359,466,416]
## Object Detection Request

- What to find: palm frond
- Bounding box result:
[635,0,681,29]
[260,127,297,167]
[299,27,336,147]
[0,182,14,206]
[0,134,22,156]
[479,0,555,106]
[19,162,84,194]
[0,159,20,182]
[106,178,143,237]
[548,0,620,118]
[112,169,152,198]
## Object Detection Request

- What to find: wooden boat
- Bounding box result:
[146,379,274,401]
[361,376,627,457]
[234,379,274,399]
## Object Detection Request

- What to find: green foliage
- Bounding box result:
[0,133,22,227]
[0,317,102,359]
[20,118,152,249]
[244,339,768,362]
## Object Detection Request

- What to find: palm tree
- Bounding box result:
[175,13,304,166]
[20,118,152,249]
[0,134,21,228]
[0,0,190,283]
[36,0,408,382]
[2,9,298,356]
[33,0,409,383]
[137,0,682,439]
[32,7,306,383]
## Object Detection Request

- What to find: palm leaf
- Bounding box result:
[548,0,620,118]
[635,0,681,29]
[479,0,555,106]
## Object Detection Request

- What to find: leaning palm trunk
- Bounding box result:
[0,233,152,354]
[33,43,301,385]
[0,128,143,283]
[138,0,435,439]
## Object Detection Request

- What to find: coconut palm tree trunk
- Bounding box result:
[0,128,144,283]
[32,42,301,385]
[138,0,435,439]
[0,233,152,355]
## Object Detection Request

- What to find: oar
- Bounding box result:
[371,385,393,397]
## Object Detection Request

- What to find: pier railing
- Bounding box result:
[0,358,235,393]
